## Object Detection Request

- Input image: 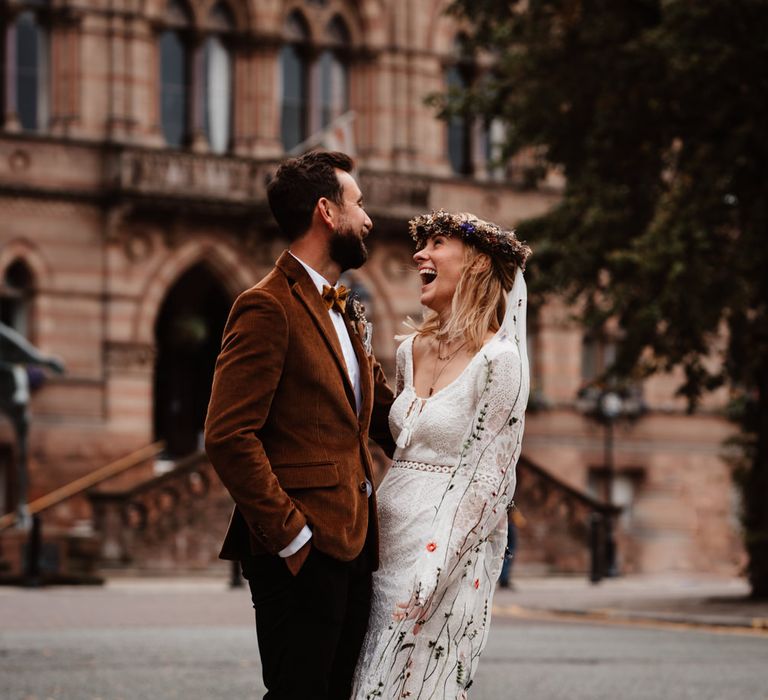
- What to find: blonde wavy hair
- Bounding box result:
[412,244,519,352]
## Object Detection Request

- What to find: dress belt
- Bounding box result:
[392,459,454,475]
[391,459,507,490]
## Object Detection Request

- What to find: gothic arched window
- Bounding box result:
[280,11,311,151]
[2,3,50,132]
[318,15,350,129]
[159,0,192,147]
[202,2,235,154]
[0,260,35,338]
[446,35,475,176]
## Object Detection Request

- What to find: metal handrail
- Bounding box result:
[0,441,165,531]
[88,449,208,501]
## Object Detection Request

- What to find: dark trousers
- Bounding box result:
[241,547,372,700]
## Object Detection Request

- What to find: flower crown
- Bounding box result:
[408,210,532,270]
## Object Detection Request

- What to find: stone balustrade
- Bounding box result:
[108,148,278,205]
[89,451,233,573]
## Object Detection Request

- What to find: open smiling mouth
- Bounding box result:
[419,269,437,286]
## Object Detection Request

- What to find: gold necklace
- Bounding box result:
[428,338,468,397]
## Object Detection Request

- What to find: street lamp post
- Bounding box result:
[599,391,622,577]
[578,384,645,581]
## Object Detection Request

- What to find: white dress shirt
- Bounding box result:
[278,253,367,558]
[291,254,362,413]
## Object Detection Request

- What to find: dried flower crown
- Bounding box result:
[409,209,532,270]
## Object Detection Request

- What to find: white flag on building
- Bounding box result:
[288,111,356,157]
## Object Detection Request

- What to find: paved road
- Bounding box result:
[476,616,768,700]
[1,580,766,700]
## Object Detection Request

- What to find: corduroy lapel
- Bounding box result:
[275,251,358,412]
[344,313,373,424]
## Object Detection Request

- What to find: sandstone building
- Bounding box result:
[0,0,741,577]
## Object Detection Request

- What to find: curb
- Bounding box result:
[549,607,768,632]
[493,603,768,635]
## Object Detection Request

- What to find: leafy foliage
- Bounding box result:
[438,0,768,596]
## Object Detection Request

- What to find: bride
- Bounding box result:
[353,210,531,699]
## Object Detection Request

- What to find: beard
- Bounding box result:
[329,225,368,271]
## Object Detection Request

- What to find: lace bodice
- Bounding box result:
[390,334,523,478]
[353,330,528,699]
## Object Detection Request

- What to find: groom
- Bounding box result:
[205,150,395,699]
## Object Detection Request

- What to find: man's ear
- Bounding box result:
[316,197,335,229]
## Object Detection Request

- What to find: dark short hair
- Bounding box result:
[266,151,354,241]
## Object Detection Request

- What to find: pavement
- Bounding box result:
[4,577,766,700]
[1,571,766,635]
[494,573,768,633]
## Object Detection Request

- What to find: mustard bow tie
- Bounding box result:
[322,284,349,314]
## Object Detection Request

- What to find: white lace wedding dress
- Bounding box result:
[352,297,529,700]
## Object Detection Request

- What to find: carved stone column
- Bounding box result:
[49,8,83,137]
[188,33,208,153]
[3,14,21,132]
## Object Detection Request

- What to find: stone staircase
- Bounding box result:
[513,456,622,577]
[89,451,233,575]
[1,447,619,584]
[0,443,167,584]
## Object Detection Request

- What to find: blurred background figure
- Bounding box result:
[499,508,526,590]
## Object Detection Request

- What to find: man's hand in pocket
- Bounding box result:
[285,540,311,576]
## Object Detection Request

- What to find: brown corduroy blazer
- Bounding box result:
[204,251,395,567]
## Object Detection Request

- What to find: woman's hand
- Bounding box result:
[393,590,432,635]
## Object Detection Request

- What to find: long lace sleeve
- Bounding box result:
[409,343,526,613]
[394,335,413,397]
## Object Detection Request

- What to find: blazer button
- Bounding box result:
[359,481,368,493]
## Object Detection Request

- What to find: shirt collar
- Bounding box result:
[289,252,336,297]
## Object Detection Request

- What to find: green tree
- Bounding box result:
[436,0,768,596]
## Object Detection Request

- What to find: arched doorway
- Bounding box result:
[153,264,231,458]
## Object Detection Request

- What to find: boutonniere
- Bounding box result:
[346,293,373,355]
